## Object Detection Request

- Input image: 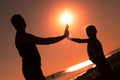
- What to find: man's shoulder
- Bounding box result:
[26,33,36,38]
[16,32,36,39]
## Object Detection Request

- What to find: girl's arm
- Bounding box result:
[68,37,88,43]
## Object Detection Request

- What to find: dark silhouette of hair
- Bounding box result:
[11,14,26,31]
[86,25,97,37]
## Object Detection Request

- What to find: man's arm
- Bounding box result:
[30,35,66,45]
[27,26,69,45]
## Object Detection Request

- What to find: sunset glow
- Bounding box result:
[65,60,93,72]
[1,1,120,80]
[61,11,72,24]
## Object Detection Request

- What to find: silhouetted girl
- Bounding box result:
[67,25,115,80]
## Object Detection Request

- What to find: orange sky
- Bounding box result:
[0,0,120,80]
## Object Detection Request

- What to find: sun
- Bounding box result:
[61,11,72,24]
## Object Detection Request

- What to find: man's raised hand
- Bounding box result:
[64,24,69,37]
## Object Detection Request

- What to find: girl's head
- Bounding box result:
[86,25,97,37]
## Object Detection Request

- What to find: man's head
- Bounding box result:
[11,14,26,32]
[86,25,97,37]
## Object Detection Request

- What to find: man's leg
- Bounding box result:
[22,66,46,80]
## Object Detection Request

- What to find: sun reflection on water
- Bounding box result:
[66,60,93,72]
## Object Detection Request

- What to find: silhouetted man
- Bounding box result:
[11,14,68,80]
[67,25,115,80]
